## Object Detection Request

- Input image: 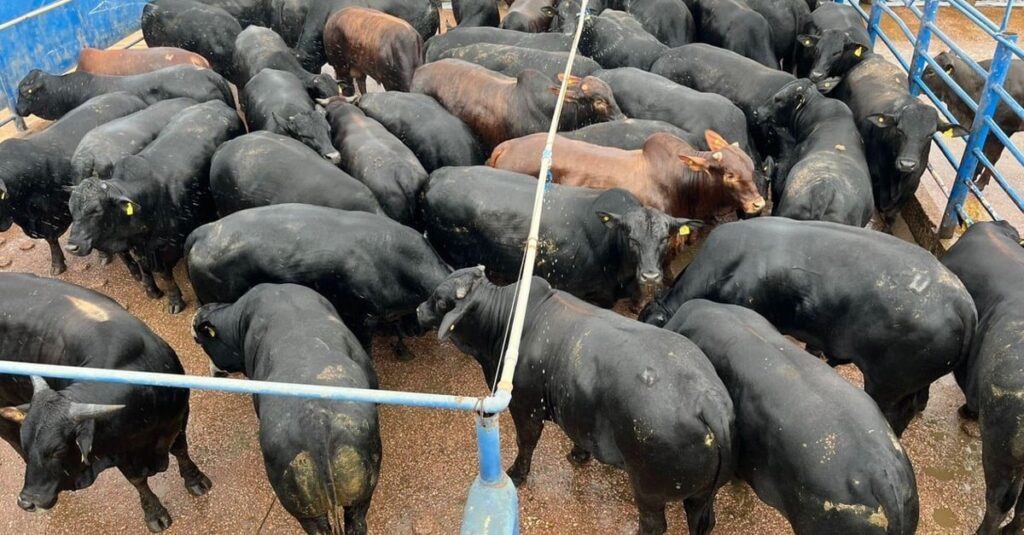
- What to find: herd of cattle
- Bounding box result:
[0,0,1023,533]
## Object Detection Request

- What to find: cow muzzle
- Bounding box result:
[896,158,919,172]
[325,151,341,165]
[742,197,767,217]
[638,270,662,285]
[0,216,12,232]
[17,494,53,514]
[64,241,92,257]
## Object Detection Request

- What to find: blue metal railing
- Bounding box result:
[843,0,1024,238]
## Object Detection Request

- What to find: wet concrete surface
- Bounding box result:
[0,6,1017,534]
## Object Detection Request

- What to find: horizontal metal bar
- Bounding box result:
[0,0,72,32]
[994,84,1024,121]
[876,30,912,70]
[917,55,982,112]
[924,22,991,79]
[943,0,1001,33]
[0,115,14,127]
[914,72,971,124]
[0,360,512,413]
[929,131,961,169]
[876,2,919,42]
[123,35,146,49]
[966,178,1002,220]
[983,115,1024,168]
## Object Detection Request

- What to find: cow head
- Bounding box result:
[678,130,765,217]
[556,74,625,124]
[15,70,48,117]
[192,303,245,375]
[865,104,966,174]
[595,190,703,289]
[550,0,584,34]
[798,30,867,91]
[754,79,817,128]
[66,168,146,256]
[274,107,341,164]
[307,73,340,100]
[416,266,488,342]
[637,297,672,327]
[0,179,12,232]
[0,376,123,513]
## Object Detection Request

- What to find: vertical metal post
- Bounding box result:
[939,33,1018,238]
[909,0,940,96]
[14,115,27,132]
[461,414,519,535]
[1000,0,1014,32]
[868,0,884,47]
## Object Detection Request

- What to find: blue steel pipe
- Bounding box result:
[909,0,940,96]
[0,360,512,413]
[867,0,884,47]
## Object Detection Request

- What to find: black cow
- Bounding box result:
[416,268,735,535]
[268,0,312,45]
[15,65,233,121]
[71,98,197,181]
[640,217,977,435]
[357,92,484,171]
[664,300,919,534]
[592,0,694,48]
[233,25,339,99]
[293,0,439,72]
[437,43,601,79]
[753,79,873,226]
[195,0,270,27]
[192,283,380,534]
[796,2,871,88]
[573,9,668,71]
[452,0,499,27]
[922,51,1024,187]
[209,131,381,215]
[241,69,339,163]
[833,53,966,226]
[421,167,703,305]
[689,0,777,68]
[66,101,243,314]
[185,204,452,360]
[651,44,796,156]
[424,27,573,62]
[0,92,148,275]
[141,0,242,82]
[325,101,428,226]
[593,68,757,164]
[742,0,809,70]
[0,273,209,533]
[564,119,699,149]
[941,222,1024,535]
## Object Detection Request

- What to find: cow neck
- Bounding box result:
[51,72,97,116]
[643,136,726,217]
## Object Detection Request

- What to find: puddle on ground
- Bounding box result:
[934,507,959,529]
[925,465,958,482]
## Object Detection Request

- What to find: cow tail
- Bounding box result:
[485,143,505,167]
[873,461,919,535]
[698,392,734,493]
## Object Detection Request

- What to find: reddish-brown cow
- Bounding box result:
[76,47,210,75]
[324,6,424,96]
[411,59,623,150]
[500,0,557,33]
[488,130,766,219]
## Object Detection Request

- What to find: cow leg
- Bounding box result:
[46,236,67,275]
[975,138,1005,189]
[119,252,143,282]
[297,516,331,535]
[122,472,172,533]
[977,458,1023,535]
[1001,483,1024,534]
[393,326,415,362]
[343,498,371,535]
[567,444,592,466]
[683,491,718,535]
[157,270,186,314]
[170,428,212,497]
[355,72,368,97]
[336,64,356,97]
[633,489,668,535]
[97,251,113,265]
[866,378,918,437]
[506,407,543,486]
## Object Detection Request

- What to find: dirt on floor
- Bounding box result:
[0,5,1020,535]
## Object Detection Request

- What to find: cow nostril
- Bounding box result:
[897,159,918,171]
[17,496,35,512]
[639,271,661,282]
[810,70,824,80]
[65,244,79,252]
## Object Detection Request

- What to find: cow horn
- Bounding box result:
[30,376,50,394]
[68,403,125,423]
[712,152,723,161]
[456,286,468,299]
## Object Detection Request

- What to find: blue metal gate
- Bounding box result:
[842,0,1023,238]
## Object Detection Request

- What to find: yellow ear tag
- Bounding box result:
[943,128,954,138]
[945,67,954,74]
[0,192,6,200]
[124,203,134,216]
[854,47,863,57]
[601,215,609,222]
[204,325,216,338]
[449,324,455,331]
[678,226,690,236]
[877,116,884,125]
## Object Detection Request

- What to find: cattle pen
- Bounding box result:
[0,1,1022,535]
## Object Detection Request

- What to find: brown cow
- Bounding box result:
[411,59,623,150]
[324,6,424,96]
[488,130,766,219]
[76,47,210,75]
[500,0,557,33]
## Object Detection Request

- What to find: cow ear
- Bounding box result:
[936,120,969,138]
[540,5,556,16]
[670,218,705,237]
[0,406,27,424]
[315,104,327,116]
[704,130,730,151]
[556,73,582,88]
[678,154,710,172]
[75,420,96,465]
[865,113,894,128]
[595,210,620,228]
[118,197,139,217]
[797,34,818,48]
[438,302,471,342]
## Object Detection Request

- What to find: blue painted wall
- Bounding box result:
[0,0,145,115]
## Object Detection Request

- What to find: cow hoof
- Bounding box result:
[395,346,416,362]
[98,253,113,266]
[167,301,186,315]
[146,287,164,299]
[959,419,981,438]
[145,510,172,533]
[50,263,67,276]
[186,474,213,497]
[958,403,979,421]
[506,469,527,487]
[567,448,592,467]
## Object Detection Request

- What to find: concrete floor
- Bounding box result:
[0,5,1020,535]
